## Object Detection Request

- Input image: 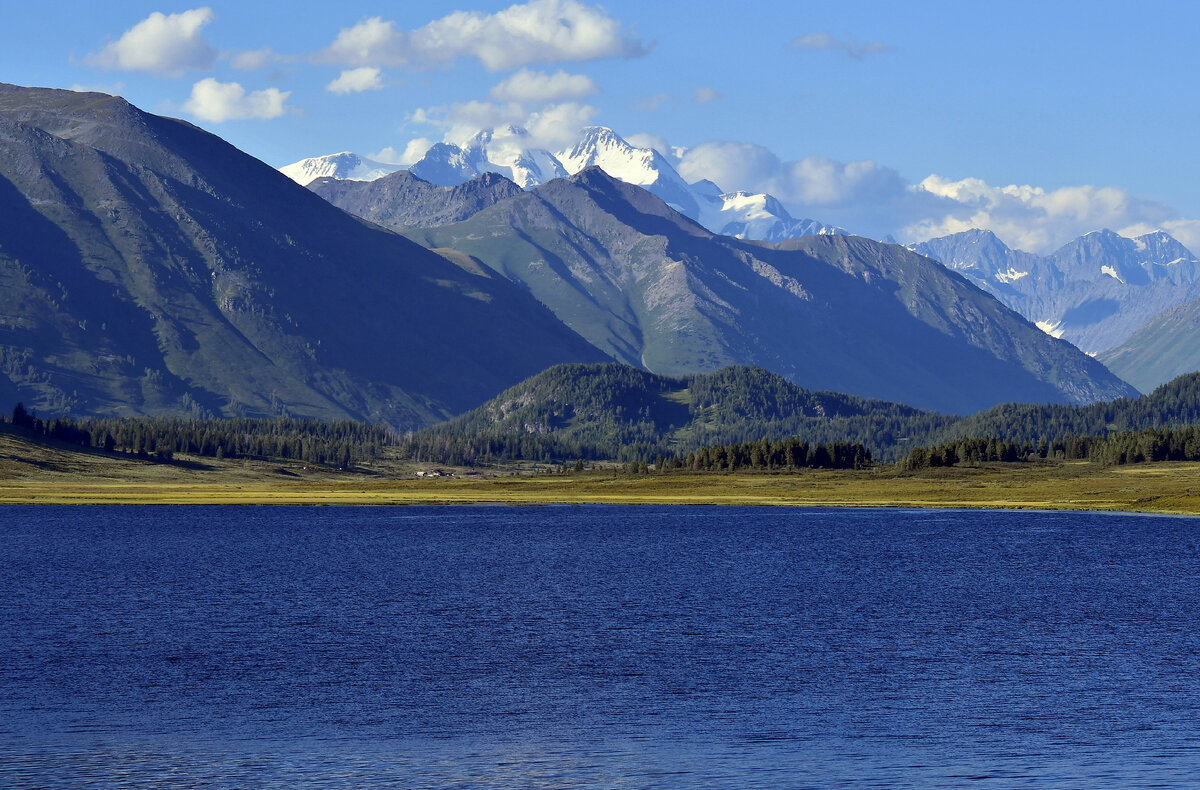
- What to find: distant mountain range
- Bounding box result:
[1098,298,1200,393]
[0,83,604,426]
[0,83,1142,429]
[398,167,1134,413]
[911,228,1200,358]
[285,125,848,244]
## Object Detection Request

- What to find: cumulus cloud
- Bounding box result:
[88,8,217,76]
[792,32,893,59]
[182,78,290,122]
[678,140,905,205]
[694,86,723,104]
[489,69,598,102]
[624,132,682,165]
[327,67,384,94]
[373,139,436,166]
[315,0,648,72]
[410,99,597,151]
[905,176,1184,253]
[664,134,1200,252]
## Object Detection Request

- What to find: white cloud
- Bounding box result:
[523,101,599,148]
[905,176,1182,253]
[668,135,1200,252]
[694,86,723,104]
[327,67,384,94]
[230,47,278,71]
[88,8,217,76]
[624,133,681,165]
[677,140,904,205]
[411,99,597,151]
[792,32,893,59]
[489,69,598,103]
[315,0,648,71]
[373,139,436,166]
[1155,220,1200,252]
[182,78,290,122]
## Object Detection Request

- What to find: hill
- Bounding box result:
[0,84,604,427]
[402,363,1200,464]
[401,363,947,463]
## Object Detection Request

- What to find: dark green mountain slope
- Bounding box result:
[1097,298,1200,393]
[404,168,1135,414]
[406,362,953,463]
[405,364,1200,465]
[0,84,604,426]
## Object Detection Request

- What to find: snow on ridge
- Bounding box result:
[1036,320,1066,338]
[279,152,402,186]
[286,126,845,244]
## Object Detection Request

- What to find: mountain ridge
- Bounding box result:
[0,83,606,426]
[912,227,1200,353]
[288,125,848,243]
[403,166,1136,413]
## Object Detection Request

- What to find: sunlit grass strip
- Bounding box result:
[4,465,1200,514]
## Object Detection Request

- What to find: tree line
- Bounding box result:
[900,426,1200,470]
[5,403,388,467]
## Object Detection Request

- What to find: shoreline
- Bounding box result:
[4,463,1200,514]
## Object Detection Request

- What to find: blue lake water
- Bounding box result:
[2,504,1199,788]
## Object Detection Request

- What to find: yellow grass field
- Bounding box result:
[5,432,1200,512]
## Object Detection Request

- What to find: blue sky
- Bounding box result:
[3,0,1198,251]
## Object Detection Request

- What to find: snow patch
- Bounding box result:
[279,152,401,186]
[994,267,1029,283]
[1100,265,1125,283]
[1036,320,1066,338]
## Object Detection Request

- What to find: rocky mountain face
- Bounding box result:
[308,170,523,231]
[912,228,1200,354]
[0,84,605,426]
[289,125,846,243]
[404,167,1136,414]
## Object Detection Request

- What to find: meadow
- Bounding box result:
[5,431,1200,513]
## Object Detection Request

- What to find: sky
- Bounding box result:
[3,0,1199,252]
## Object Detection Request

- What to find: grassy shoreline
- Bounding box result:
[6,429,1200,512]
[4,458,1200,514]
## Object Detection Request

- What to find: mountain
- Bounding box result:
[0,84,605,426]
[278,151,403,186]
[403,167,1136,414]
[911,228,1200,353]
[698,187,847,242]
[297,126,845,243]
[308,170,523,231]
[410,126,567,189]
[1097,298,1200,393]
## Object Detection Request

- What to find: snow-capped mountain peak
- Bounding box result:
[285,126,847,245]
[279,152,402,186]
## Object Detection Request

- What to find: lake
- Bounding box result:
[2,505,1199,788]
